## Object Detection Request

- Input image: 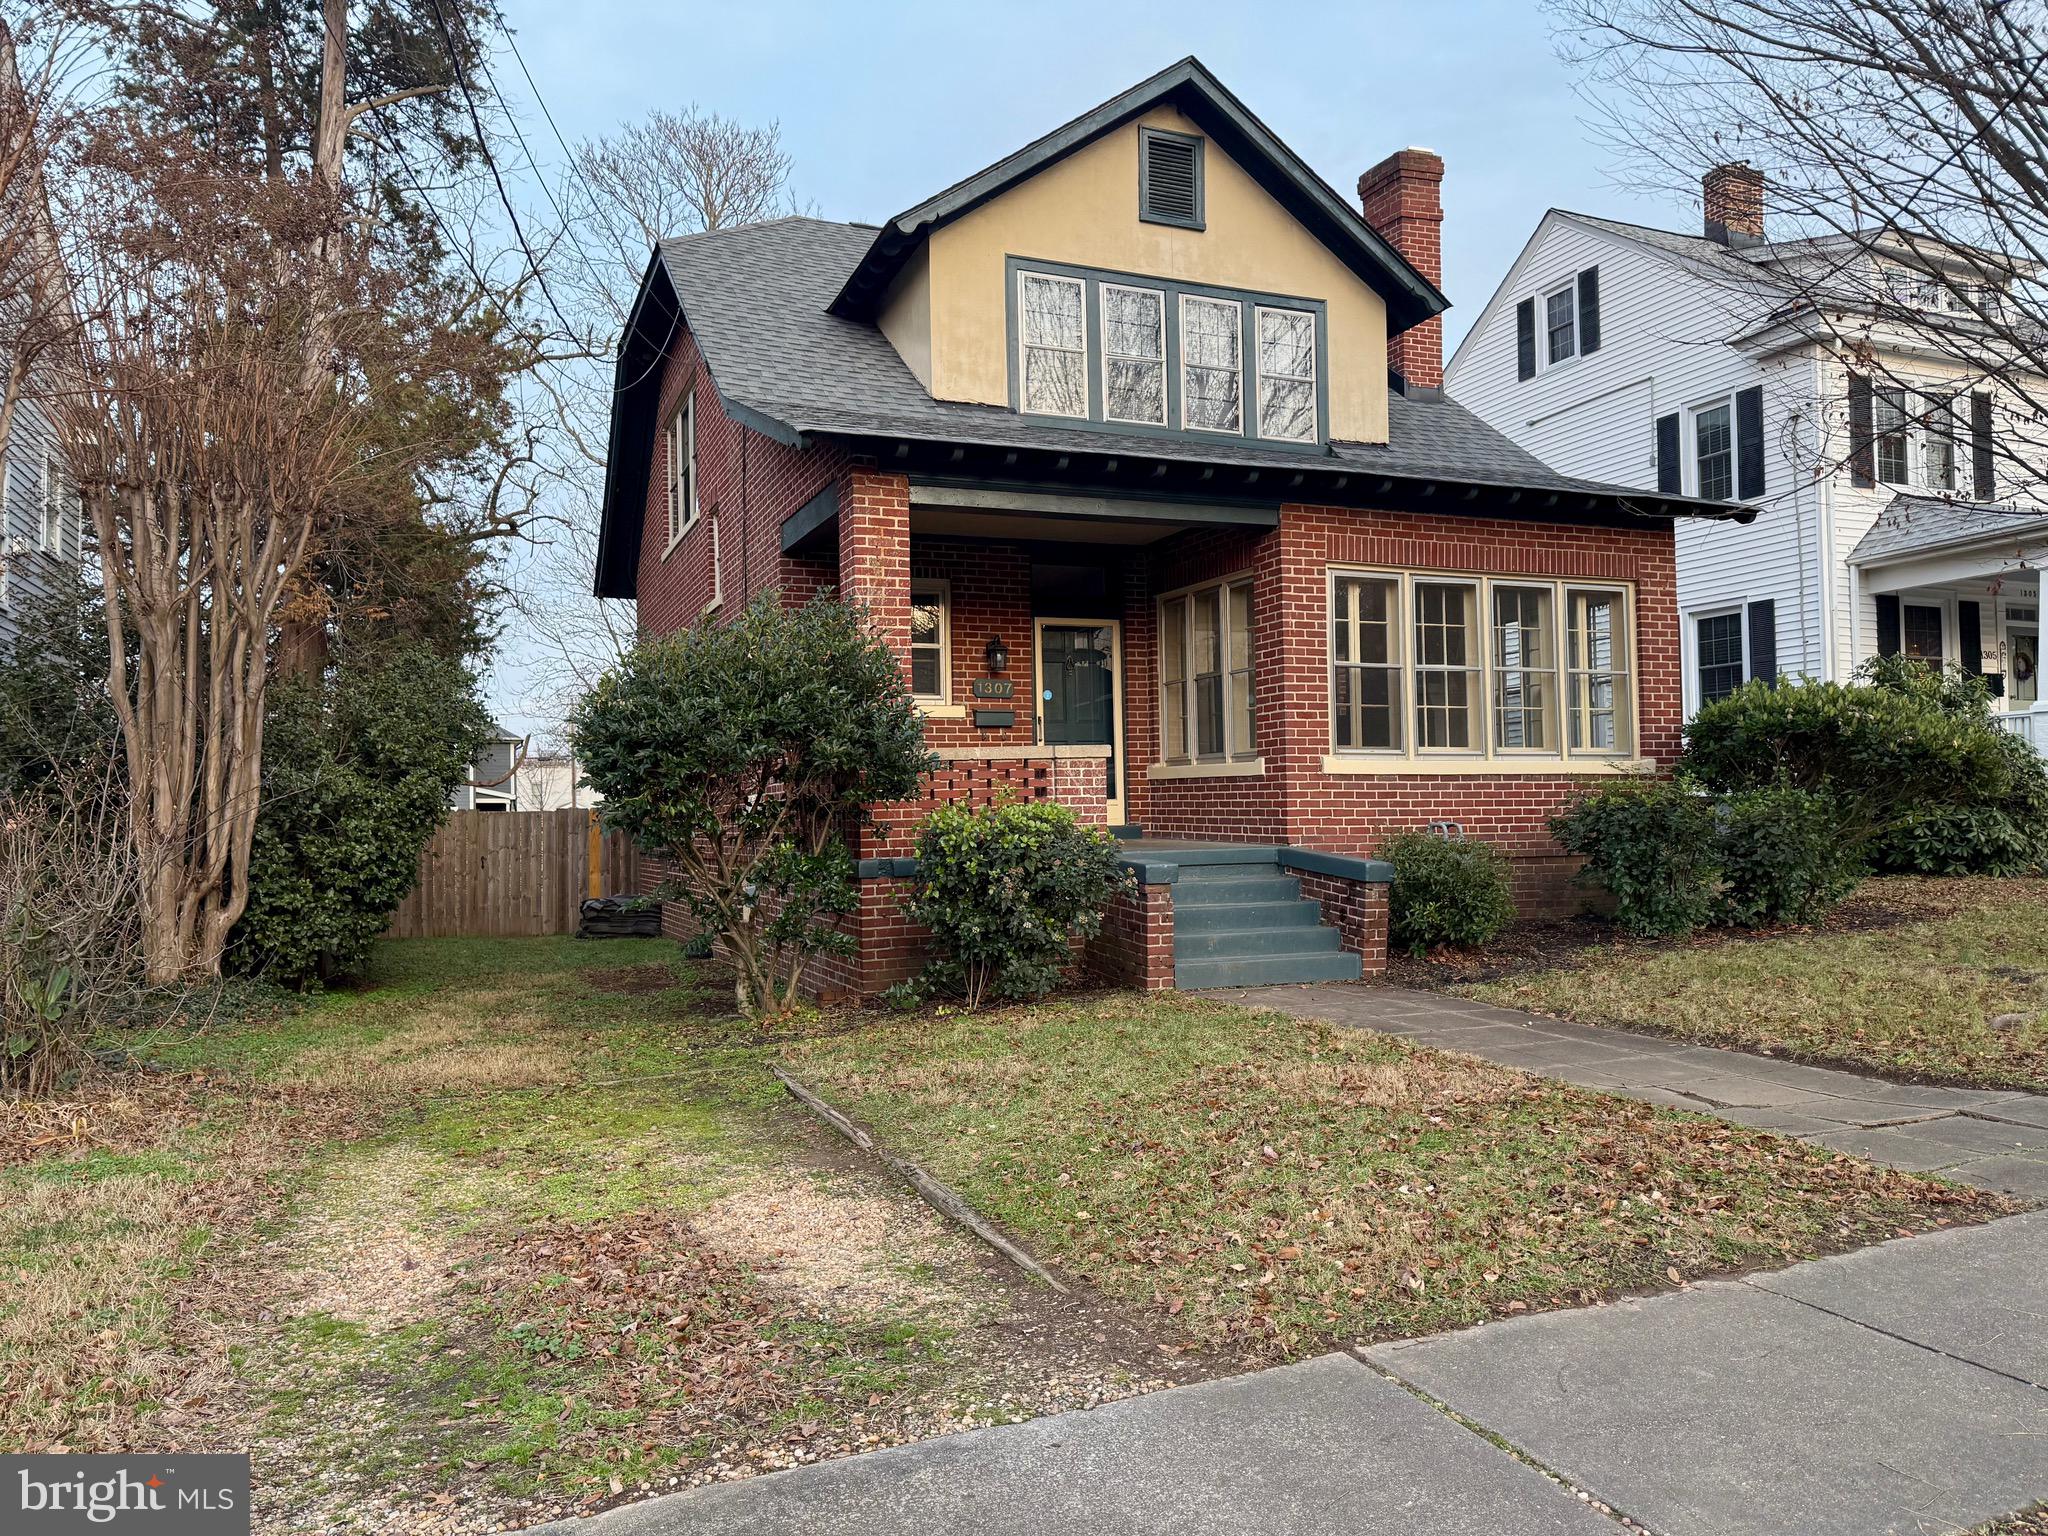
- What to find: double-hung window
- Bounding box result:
[39,452,62,554]
[909,580,950,703]
[1181,294,1243,434]
[664,391,696,549]
[1330,572,1634,762]
[1157,576,1255,764]
[1692,400,1734,500]
[1874,386,1910,485]
[1695,611,1746,705]
[1019,271,1088,418]
[1544,283,1577,365]
[1922,393,1959,491]
[1101,284,1166,426]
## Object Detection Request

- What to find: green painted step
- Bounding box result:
[1175,923,1346,959]
[1173,899,1323,933]
[1173,874,1302,905]
[1175,950,1363,989]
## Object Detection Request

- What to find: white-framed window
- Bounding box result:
[1181,294,1243,434]
[1254,305,1317,443]
[39,451,62,554]
[1331,570,1635,762]
[1101,283,1166,426]
[1694,609,1747,705]
[1157,574,1255,764]
[909,578,950,702]
[1874,385,1911,486]
[664,390,696,550]
[1544,281,1578,366]
[1019,270,1088,418]
[1922,394,1960,491]
[1691,398,1735,500]
[705,515,725,613]
[1902,600,1945,661]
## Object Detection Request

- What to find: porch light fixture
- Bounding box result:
[985,635,1010,674]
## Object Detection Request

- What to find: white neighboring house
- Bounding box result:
[0,403,83,650]
[449,727,602,811]
[1446,165,2047,749]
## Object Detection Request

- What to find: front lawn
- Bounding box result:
[2,940,1187,1532]
[1456,877,2048,1092]
[783,994,1998,1361]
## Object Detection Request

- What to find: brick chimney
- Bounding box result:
[1359,147,1445,391]
[1703,162,1766,247]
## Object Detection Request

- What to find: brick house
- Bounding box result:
[594,58,1747,994]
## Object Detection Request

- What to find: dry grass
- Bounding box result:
[787,994,2005,1362]
[283,993,574,1096]
[1464,876,2048,1090]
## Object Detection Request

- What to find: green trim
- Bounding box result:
[1278,848,1395,885]
[1117,856,1180,886]
[779,483,840,554]
[1138,126,1206,231]
[1004,255,1329,453]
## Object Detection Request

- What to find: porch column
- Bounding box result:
[839,468,913,692]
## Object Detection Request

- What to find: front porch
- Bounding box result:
[1851,495,2047,751]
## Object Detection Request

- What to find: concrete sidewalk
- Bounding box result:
[523,1215,2048,1536]
[1218,984,2048,1199]
[1370,1211,2048,1536]
[523,1352,1618,1535]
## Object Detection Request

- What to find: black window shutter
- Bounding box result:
[1875,593,1902,657]
[1847,373,1875,487]
[1971,392,1995,499]
[1957,600,1983,674]
[1577,267,1601,355]
[1655,412,1681,493]
[1735,385,1766,499]
[1746,599,1778,683]
[1515,299,1536,381]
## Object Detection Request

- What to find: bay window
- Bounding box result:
[1158,576,1255,764]
[1329,571,1635,763]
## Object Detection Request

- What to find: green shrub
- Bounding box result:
[1716,783,1863,928]
[232,646,492,988]
[905,799,1132,1008]
[1549,780,1720,936]
[1379,832,1516,955]
[572,594,932,1017]
[1684,663,2047,874]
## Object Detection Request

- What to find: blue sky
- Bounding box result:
[488,0,1701,734]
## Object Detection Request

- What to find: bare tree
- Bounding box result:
[507,106,803,739]
[1552,0,2048,489]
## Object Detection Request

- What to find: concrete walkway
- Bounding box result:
[1217,984,2048,1200]
[524,1214,2048,1536]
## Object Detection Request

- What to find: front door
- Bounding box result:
[2011,624,2038,708]
[1034,618,1125,825]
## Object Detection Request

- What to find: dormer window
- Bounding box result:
[1139,128,1204,230]
[1008,258,1325,448]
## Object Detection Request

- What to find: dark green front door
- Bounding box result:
[1038,621,1122,821]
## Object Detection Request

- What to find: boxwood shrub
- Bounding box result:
[1549,780,1721,937]
[1379,832,1516,955]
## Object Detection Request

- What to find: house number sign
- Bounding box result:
[970,678,1015,699]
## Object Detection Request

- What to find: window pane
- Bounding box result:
[1193,589,1223,756]
[912,653,941,697]
[1183,296,1242,432]
[1332,576,1402,753]
[1695,403,1733,501]
[1414,582,1480,750]
[1023,346,1086,416]
[1568,590,1631,754]
[1258,378,1315,443]
[1903,603,1944,660]
[1923,395,1956,490]
[1696,612,1745,704]
[1229,582,1254,755]
[1021,273,1086,417]
[1546,287,1576,363]
[910,596,941,646]
[1021,273,1084,349]
[1256,309,1317,443]
[1104,286,1166,425]
[1160,597,1188,761]
[1493,585,1556,751]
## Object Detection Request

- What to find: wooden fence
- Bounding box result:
[384,809,644,939]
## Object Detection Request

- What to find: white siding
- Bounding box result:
[1449,213,1829,711]
[0,396,77,652]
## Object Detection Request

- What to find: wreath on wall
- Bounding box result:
[2016,647,2036,684]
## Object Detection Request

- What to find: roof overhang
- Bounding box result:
[826,56,1448,338]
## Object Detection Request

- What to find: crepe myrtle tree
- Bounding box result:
[572,593,933,1016]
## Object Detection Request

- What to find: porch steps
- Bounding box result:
[1170,860,1362,990]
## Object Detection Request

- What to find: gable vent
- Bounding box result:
[1140,129,1203,229]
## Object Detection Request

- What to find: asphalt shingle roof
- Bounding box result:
[1851,494,2048,565]
[658,217,1660,496]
